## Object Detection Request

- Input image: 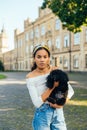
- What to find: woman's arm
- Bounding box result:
[49,103,63,108]
[41,81,63,108]
[26,77,59,108]
[26,79,44,108]
[41,81,59,102]
[48,82,74,109]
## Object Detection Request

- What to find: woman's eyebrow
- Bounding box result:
[37,54,47,56]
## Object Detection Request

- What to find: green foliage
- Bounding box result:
[41,0,87,33]
[0,60,4,71]
[41,0,50,9]
[0,74,6,79]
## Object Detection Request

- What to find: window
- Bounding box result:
[30,30,34,39]
[18,63,20,70]
[47,40,51,48]
[74,33,80,45]
[30,45,33,53]
[25,32,29,41]
[18,40,20,48]
[26,45,29,54]
[73,55,79,68]
[20,39,23,47]
[18,39,22,47]
[64,35,69,47]
[56,37,60,49]
[41,25,45,36]
[15,41,17,49]
[55,19,60,30]
[63,58,68,68]
[35,27,39,38]
[20,63,21,70]
[25,61,28,69]
[85,54,87,68]
[55,57,57,66]
[60,57,62,64]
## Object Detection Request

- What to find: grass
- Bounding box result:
[64,87,87,130]
[0,74,7,79]
[0,86,87,130]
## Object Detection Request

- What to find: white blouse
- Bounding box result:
[26,73,74,108]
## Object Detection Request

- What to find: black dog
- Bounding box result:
[46,69,69,105]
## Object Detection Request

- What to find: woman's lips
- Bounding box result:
[40,63,45,66]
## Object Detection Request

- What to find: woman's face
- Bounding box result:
[34,49,50,69]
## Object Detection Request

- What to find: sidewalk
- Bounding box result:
[68,72,87,89]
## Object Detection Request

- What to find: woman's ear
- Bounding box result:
[48,59,50,66]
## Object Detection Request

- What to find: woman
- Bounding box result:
[26,44,74,130]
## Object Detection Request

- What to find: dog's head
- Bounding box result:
[46,69,69,90]
[46,69,69,105]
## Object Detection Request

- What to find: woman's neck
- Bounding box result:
[36,66,51,74]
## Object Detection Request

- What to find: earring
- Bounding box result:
[47,64,50,69]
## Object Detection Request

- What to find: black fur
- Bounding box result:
[46,69,69,105]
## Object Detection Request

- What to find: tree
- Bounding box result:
[41,0,87,33]
[0,60,4,71]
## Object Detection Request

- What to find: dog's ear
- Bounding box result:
[46,74,54,88]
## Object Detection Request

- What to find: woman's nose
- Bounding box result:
[40,57,44,61]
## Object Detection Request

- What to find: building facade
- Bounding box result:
[1,7,87,72]
[0,26,9,65]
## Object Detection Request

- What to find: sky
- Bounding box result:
[0,0,43,50]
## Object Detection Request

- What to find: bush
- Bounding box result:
[0,60,4,71]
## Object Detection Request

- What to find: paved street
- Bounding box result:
[0,72,34,130]
[0,71,87,130]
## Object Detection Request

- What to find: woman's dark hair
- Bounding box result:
[31,45,50,71]
[31,62,37,71]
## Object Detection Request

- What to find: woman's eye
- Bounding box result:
[37,56,41,58]
[44,56,48,58]
[37,56,48,59]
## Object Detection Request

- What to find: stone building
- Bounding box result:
[0,26,9,65]
[1,7,87,72]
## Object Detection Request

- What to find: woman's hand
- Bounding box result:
[53,81,59,88]
[49,102,63,108]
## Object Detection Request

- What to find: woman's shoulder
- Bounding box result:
[26,70,36,79]
[26,66,58,78]
[51,66,58,71]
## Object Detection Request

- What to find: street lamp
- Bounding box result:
[16,38,18,71]
[69,31,71,72]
